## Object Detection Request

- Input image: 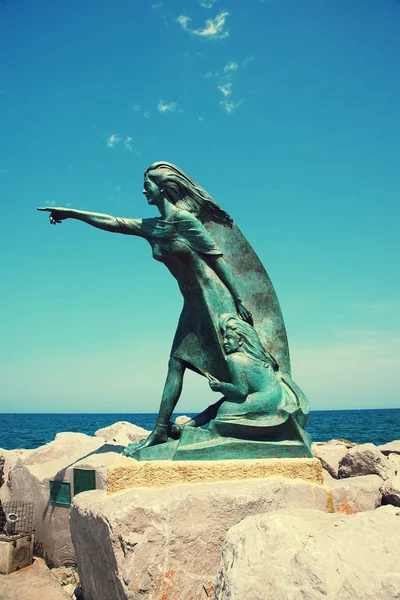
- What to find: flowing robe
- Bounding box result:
[117,210,292,381]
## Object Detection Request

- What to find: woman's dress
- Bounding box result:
[118,210,293,380]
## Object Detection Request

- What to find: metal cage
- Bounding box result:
[0,501,34,537]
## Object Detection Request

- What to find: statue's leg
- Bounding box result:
[187,398,225,428]
[138,357,186,448]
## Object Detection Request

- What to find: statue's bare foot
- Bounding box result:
[137,425,168,449]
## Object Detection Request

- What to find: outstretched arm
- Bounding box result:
[37,207,144,236]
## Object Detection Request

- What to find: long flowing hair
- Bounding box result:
[145,161,233,227]
[219,314,280,371]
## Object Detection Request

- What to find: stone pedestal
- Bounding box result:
[0,533,34,575]
[107,456,323,493]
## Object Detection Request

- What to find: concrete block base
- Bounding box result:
[0,533,34,575]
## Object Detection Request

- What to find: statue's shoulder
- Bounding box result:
[140,217,161,236]
[173,209,198,223]
[226,352,250,372]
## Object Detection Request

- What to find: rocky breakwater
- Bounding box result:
[0,422,149,567]
[313,438,400,512]
[69,436,400,600]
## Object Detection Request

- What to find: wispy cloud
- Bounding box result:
[157,100,177,114]
[176,15,191,29]
[200,0,217,7]
[144,111,151,118]
[124,136,133,151]
[220,99,243,114]
[44,200,57,207]
[224,61,238,73]
[132,104,141,112]
[216,60,243,114]
[151,2,162,8]
[106,133,133,151]
[176,11,230,40]
[217,83,232,97]
[107,133,122,148]
[242,56,255,69]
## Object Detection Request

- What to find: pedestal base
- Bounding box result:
[125,420,312,462]
[107,456,323,493]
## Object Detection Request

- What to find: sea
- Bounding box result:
[0,409,399,451]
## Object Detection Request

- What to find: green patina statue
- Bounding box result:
[38,161,311,460]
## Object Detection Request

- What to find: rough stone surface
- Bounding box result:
[338,443,390,479]
[70,477,331,600]
[314,438,356,449]
[213,506,400,600]
[0,557,71,600]
[63,583,76,597]
[174,415,192,425]
[6,432,123,566]
[311,443,348,478]
[107,457,323,492]
[378,440,400,455]
[388,453,400,475]
[0,449,23,503]
[51,565,79,587]
[381,472,400,507]
[94,422,149,446]
[325,474,382,513]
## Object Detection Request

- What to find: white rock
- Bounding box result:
[381,473,400,507]
[326,474,382,513]
[213,505,400,600]
[311,443,348,478]
[388,453,400,475]
[0,557,71,599]
[378,440,400,455]
[6,432,123,566]
[338,443,390,479]
[0,448,23,503]
[63,583,76,598]
[174,415,192,425]
[94,421,149,446]
[70,477,331,600]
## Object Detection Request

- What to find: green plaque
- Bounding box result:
[73,469,96,496]
[49,481,71,506]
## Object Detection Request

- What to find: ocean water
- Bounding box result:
[0,409,399,451]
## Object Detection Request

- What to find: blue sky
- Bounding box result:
[0,0,399,413]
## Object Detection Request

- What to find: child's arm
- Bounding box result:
[208,357,249,400]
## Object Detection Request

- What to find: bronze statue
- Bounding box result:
[38,162,310,460]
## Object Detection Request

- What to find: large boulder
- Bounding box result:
[70,477,331,600]
[213,505,400,600]
[338,443,390,479]
[325,474,382,513]
[0,449,23,503]
[94,422,149,446]
[387,453,400,475]
[6,432,124,566]
[311,443,348,478]
[0,558,71,600]
[381,468,400,507]
[174,415,192,425]
[378,440,400,455]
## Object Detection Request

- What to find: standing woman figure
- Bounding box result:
[39,162,292,448]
